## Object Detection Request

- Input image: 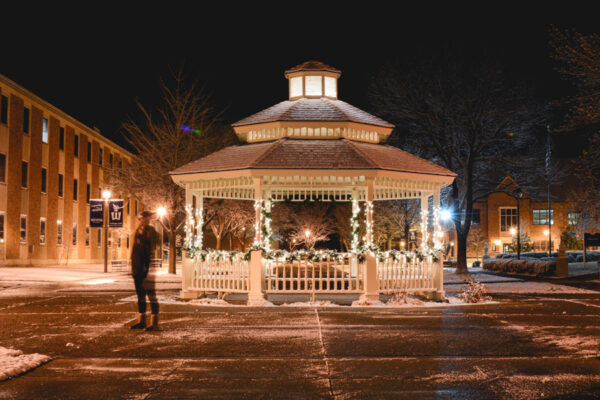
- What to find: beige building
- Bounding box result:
[0,73,137,265]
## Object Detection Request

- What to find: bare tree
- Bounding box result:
[110,69,236,273]
[369,52,547,274]
[289,204,336,250]
[331,203,352,251]
[550,26,600,127]
[467,229,486,264]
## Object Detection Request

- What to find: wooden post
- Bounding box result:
[181,184,198,299]
[360,178,379,302]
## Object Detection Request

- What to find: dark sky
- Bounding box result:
[2,6,598,152]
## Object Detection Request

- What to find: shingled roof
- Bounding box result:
[232,98,394,129]
[284,60,341,76]
[170,138,456,177]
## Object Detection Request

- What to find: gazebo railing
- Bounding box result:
[191,257,250,293]
[265,256,362,294]
[181,250,443,300]
[377,256,436,292]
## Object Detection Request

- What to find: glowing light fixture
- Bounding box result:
[305,230,311,238]
[440,209,451,221]
[494,240,502,246]
[157,207,167,218]
[544,229,549,236]
[102,190,111,200]
[510,227,516,236]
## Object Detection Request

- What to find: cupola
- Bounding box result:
[285,60,341,100]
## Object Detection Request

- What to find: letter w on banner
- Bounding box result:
[109,199,124,228]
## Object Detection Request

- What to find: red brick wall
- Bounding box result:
[63,126,74,257]
[77,133,88,258]
[46,116,60,259]
[27,106,43,259]
[5,94,24,259]
[91,140,100,259]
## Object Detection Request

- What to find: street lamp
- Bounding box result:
[102,190,111,273]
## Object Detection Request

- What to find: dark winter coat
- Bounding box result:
[131,225,157,277]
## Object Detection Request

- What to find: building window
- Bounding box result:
[109,153,113,168]
[127,198,130,215]
[97,229,102,247]
[117,233,121,248]
[118,159,122,169]
[58,174,64,197]
[568,211,581,225]
[59,127,65,150]
[85,226,90,247]
[86,183,90,204]
[72,223,77,245]
[74,135,79,157]
[23,107,30,134]
[324,76,337,98]
[0,153,6,183]
[126,232,130,249]
[305,76,322,96]
[41,168,47,193]
[20,215,27,243]
[0,95,7,125]
[21,161,28,188]
[99,148,103,166]
[73,179,78,201]
[0,212,5,242]
[290,76,303,97]
[461,209,480,226]
[87,142,91,163]
[42,118,49,144]
[108,233,112,248]
[57,221,63,245]
[135,200,138,215]
[533,209,554,225]
[40,218,46,245]
[500,208,518,232]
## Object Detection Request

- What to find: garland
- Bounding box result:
[350,199,361,252]
[253,198,274,249]
[184,246,440,265]
[184,204,204,249]
[420,208,429,249]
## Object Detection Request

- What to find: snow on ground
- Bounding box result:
[0,346,51,381]
[281,300,340,307]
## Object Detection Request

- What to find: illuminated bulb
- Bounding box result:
[510,227,516,236]
[494,240,501,246]
[440,209,451,221]
[102,190,111,200]
[544,230,549,236]
[305,230,311,238]
[157,207,167,217]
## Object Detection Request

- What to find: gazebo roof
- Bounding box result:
[170,138,456,177]
[231,97,394,129]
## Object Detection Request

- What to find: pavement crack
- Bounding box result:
[315,309,335,399]
[143,359,184,400]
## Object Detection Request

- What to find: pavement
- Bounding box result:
[0,264,599,399]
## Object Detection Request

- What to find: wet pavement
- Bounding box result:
[0,283,599,399]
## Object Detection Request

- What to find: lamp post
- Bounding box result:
[102,190,111,273]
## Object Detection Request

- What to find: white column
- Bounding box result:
[181,183,198,299]
[196,192,204,249]
[420,193,430,249]
[248,177,265,303]
[431,187,444,300]
[360,178,379,302]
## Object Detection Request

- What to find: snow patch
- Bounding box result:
[0,346,51,381]
[188,298,238,307]
[281,301,340,307]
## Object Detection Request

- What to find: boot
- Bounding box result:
[145,314,159,331]
[130,313,146,330]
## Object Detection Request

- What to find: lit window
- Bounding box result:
[57,221,63,245]
[290,76,303,98]
[324,76,336,98]
[533,209,554,225]
[500,208,517,232]
[20,215,27,243]
[40,218,46,244]
[42,118,49,143]
[305,76,322,96]
[568,211,581,225]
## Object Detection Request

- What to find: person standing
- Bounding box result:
[130,210,159,331]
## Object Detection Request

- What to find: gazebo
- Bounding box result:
[170,61,456,303]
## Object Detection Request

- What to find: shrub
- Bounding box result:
[457,281,491,303]
[483,258,556,276]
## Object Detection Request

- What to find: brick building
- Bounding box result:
[446,176,580,260]
[0,73,138,265]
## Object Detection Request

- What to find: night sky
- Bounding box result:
[2,6,598,154]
